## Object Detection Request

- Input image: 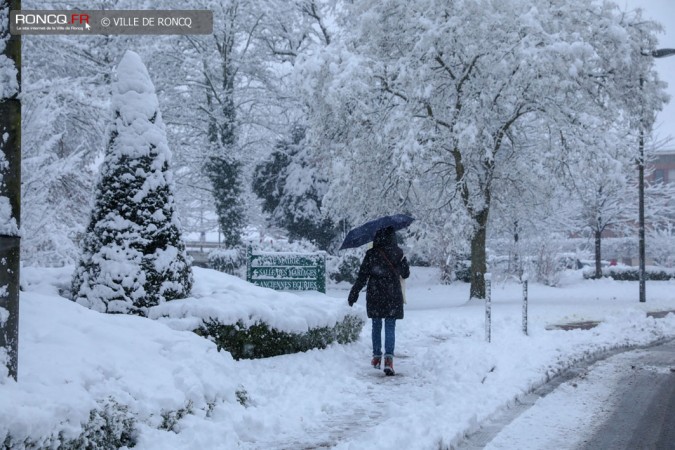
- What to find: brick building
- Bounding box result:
[650,148,675,183]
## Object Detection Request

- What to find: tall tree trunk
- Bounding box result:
[0,0,21,381]
[470,208,489,299]
[594,228,602,279]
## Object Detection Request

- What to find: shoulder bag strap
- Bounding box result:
[377,248,398,275]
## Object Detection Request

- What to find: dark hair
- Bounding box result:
[373,226,396,248]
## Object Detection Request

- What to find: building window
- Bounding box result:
[669,169,675,184]
[655,169,665,183]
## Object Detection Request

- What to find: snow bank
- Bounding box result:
[2,268,242,447]
[4,266,675,449]
[149,267,361,333]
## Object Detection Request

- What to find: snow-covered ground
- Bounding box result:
[2,266,675,449]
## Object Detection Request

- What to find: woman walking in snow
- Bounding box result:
[348,226,410,376]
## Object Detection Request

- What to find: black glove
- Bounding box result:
[348,290,358,306]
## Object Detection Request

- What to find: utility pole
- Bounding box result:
[638,48,675,303]
[0,0,21,380]
[638,112,646,303]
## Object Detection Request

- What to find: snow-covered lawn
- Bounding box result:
[2,266,674,449]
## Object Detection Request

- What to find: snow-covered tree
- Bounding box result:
[299,0,668,298]
[207,152,245,247]
[553,122,636,277]
[0,0,20,381]
[20,83,98,266]
[20,0,141,265]
[72,51,192,315]
[157,0,269,246]
[252,126,341,251]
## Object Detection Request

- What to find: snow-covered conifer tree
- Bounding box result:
[252,126,340,251]
[205,151,245,248]
[72,50,192,315]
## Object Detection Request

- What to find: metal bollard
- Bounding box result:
[522,277,529,336]
[485,273,492,343]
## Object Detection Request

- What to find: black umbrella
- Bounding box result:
[339,214,415,250]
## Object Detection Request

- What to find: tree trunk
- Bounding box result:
[470,209,489,299]
[594,228,602,279]
[0,0,21,381]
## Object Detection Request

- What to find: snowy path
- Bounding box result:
[235,319,463,450]
[225,276,675,450]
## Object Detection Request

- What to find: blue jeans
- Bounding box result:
[372,318,396,357]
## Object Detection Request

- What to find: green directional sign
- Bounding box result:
[246,247,326,293]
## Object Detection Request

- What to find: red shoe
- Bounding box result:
[371,356,381,369]
[384,356,395,376]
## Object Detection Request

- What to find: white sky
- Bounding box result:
[622,0,675,145]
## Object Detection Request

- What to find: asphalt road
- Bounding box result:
[457,338,675,449]
[579,339,675,450]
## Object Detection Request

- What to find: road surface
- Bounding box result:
[459,339,675,449]
[579,339,675,450]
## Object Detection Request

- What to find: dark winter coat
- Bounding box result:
[348,227,410,319]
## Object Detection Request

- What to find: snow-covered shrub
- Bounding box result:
[648,228,675,267]
[65,398,137,450]
[149,268,365,360]
[159,401,193,432]
[533,240,563,287]
[583,266,675,281]
[208,248,245,275]
[452,259,472,283]
[196,315,365,360]
[328,254,361,284]
[72,51,192,315]
[2,397,137,449]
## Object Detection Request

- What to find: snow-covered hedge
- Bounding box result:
[149,268,366,360]
[196,315,363,360]
[2,397,137,449]
[4,266,364,447]
[583,265,675,281]
[1,276,244,450]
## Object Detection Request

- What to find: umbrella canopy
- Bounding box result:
[339,214,415,250]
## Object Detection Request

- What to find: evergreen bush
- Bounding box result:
[195,315,365,360]
[72,51,192,315]
[583,267,675,281]
[2,398,137,449]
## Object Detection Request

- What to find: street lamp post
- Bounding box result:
[638,48,675,303]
